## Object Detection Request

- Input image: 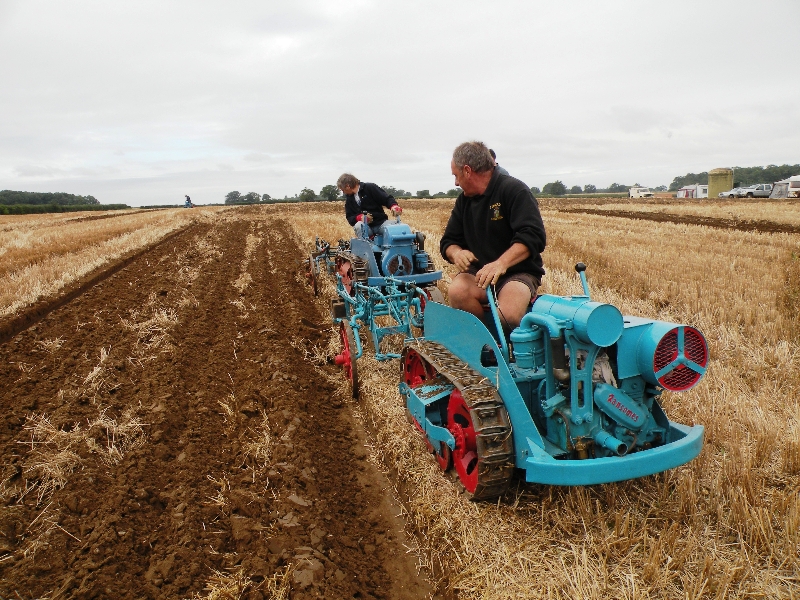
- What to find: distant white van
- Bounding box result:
[629,187,654,198]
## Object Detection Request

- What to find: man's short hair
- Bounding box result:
[453,142,494,173]
[337,173,360,190]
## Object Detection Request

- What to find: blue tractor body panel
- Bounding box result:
[521,421,703,485]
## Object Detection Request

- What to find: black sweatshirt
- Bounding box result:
[440,170,546,278]
[343,182,398,227]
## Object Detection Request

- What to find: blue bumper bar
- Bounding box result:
[524,422,704,485]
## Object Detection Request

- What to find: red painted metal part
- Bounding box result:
[654,327,708,391]
[447,388,479,493]
[402,348,451,468]
[334,321,358,397]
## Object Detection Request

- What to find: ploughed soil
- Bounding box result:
[0,208,433,599]
[559,207,800,235]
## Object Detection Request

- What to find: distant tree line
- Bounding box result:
[534,181,634,196]
[0,203,128,215]
[224,185,462,204]
[668,164,800,191]
[0,190,100,206]
[382,186,460,198]
[224,191,273,204]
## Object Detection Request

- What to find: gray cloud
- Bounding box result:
[0,0,798,205]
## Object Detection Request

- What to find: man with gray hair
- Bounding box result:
[440,141,546,332]
[337,173,402,237]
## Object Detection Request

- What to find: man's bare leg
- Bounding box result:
[496,281,532,332]
[448,273,488,320]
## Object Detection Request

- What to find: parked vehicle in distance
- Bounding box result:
[629,186,654,198]
[738,184,773,198]
[677,184,708,199]
[770,176,800,199]
[719,187,745,198]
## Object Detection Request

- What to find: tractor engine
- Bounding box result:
[510,286,708,460]
[378,221,430,277]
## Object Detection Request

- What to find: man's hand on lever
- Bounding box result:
[475,260,508,289]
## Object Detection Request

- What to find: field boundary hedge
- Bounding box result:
[0,203,129,215]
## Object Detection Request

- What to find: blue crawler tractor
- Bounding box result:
[400,263,708,500]
[326,214,444,397]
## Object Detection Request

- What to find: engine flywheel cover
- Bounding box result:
[386,254,413,275]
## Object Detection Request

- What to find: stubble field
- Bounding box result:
[1,198,799,599]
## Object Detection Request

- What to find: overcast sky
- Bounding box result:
[1,0,798,206]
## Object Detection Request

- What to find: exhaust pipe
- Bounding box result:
[593,430,627,456]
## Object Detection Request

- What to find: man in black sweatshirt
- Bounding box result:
[440,141,546,331]
[337,173,402,238]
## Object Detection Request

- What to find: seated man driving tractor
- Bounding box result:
[440,141,547,332]
[337,173,402,238]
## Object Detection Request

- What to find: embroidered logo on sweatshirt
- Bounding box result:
[490,203,503,221]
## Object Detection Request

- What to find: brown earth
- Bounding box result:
[0,208,434,599]
[559,207,800,234]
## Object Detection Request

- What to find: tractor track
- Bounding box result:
[559,207,800,235]
[0,209,433,600]
[405,341,514,500]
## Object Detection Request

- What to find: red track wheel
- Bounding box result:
[435,441,452,471]
[401,349,451,469]
[402,348,435,387]
[402,348,434,452]
[334,321,359,398]
[447,389,479,493]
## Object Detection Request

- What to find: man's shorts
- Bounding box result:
[458,265,541,297]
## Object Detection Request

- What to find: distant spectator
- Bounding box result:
[489,149,510,176]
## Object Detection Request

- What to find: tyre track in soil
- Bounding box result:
[0,209,433,600]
